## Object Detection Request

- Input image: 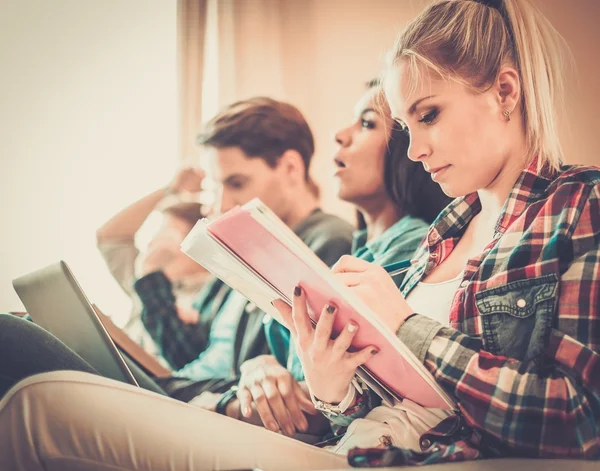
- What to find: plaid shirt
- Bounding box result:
[343,161,600,465]
[135,273,233,370]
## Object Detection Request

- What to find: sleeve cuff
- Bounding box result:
[396,314,443,363]
[134,271,173,299]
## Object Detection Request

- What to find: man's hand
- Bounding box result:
[236,355,317,437]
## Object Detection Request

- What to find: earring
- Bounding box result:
[503,109,511,121]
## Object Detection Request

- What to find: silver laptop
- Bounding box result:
[12,260,138,386]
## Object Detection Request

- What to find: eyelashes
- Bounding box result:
[392,108,438,131]
[361,119,375,129]
[418,109,439,125]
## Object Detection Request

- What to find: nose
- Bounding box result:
[334,125,352,147]
[406,130,429,162]
[216,186,235,215]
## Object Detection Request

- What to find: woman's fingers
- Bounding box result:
[346,345,379,369]
[291,286,315,350]
[312,303,336,352]
[334,272,364,288]
[271,299,294,332]
[331,322,358,358]
[331,255,373,274]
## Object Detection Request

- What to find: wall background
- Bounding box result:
[1,0,598,317]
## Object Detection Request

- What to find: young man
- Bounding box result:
[134,97,354,412]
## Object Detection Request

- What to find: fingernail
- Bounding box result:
[267,422,279,432]
[285,426,295,436]
[243,406,252,417]
[371,348,379,355]
[347,323,357,332]
[326,304,336,314]
[294,286,302,297]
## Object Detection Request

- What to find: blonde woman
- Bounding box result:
[0,0,598,469]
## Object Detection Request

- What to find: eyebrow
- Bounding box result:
[222,174,248,185]
[408,95,436,115]
[355,107,377,119]
[391,95,437,125]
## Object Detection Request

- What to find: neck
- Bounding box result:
[477,139,530,223]
[282,185,320,229]
[358,198,402,242]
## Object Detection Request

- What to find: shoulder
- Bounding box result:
[545,165,600,197]
[535,165,600,221]
[379,216,429,250]
[301,210,354,243]
[300,210,354,266]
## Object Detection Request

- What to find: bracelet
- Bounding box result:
[310,378,362,416]
[215,386,239,415]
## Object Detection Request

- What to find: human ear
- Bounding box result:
[495,65,521,117]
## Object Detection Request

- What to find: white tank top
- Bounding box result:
[404,272,463,326]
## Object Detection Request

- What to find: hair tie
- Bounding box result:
[474,0,504,11]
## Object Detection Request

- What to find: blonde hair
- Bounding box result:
[385,0,572,171]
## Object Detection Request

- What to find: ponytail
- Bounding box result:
[386,0,572,170]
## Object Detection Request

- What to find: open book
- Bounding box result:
[181,198,457,410]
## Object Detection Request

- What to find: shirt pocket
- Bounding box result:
[475,274,559,362]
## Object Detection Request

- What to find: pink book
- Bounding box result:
[181,199,456,410]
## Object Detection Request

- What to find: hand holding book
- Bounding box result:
[272,289,377,405]
[180,198,457,410]
[331,255,415,334]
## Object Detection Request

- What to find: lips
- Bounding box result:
[426,165,449,174]
[334,158,346,169]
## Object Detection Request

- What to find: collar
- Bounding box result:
[427,158,557,249]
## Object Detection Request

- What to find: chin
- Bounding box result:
[438,180,477,199]
[336,187,357,204]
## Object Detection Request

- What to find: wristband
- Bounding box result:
[215,386,239,415]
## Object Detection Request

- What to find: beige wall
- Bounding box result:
[0,0,178,313]
[230,0,600,221]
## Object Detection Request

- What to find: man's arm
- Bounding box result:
[96,167,204,243]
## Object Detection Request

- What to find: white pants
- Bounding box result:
[0,371,348,471]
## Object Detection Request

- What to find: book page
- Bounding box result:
[181,220,289,326]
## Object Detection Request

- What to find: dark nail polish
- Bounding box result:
[326,304,336,314]
[294,286,302,296]
[371,349,379,355]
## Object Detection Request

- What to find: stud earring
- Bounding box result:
[503,109,511,121]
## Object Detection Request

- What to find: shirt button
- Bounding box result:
[517,298,527,308]
[421,438,432,449]
[460,280,469,288]
[430,253,438,259]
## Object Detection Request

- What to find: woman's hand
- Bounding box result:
[332,255,414,333]
[272,287,378,405]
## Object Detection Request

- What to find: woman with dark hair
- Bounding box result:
[335,80,451,277]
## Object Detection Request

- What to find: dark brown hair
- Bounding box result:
[368,80,452,225]
[197,97,315,180]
